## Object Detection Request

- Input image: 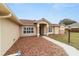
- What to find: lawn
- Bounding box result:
[48,32,79,50]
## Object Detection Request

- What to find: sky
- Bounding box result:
[7,3,79,24]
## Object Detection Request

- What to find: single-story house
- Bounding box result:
[66,23,79,29]
[20,18,65,37]
[0,3,65,55]
[65,23,79,32]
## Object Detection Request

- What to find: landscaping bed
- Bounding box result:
[4,36,67,56]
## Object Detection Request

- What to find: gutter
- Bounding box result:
[0,13,12,18]
[0,3,12,18]
[0,4,22,25]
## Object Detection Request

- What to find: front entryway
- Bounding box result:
[39,24,46,36]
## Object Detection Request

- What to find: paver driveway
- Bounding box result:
[5,36,67,56]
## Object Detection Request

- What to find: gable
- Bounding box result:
[37,18,52,25]
[20,20,36,26]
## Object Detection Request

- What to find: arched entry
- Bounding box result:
[39,24,46,36]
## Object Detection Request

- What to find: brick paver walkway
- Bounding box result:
[5,36,67,56]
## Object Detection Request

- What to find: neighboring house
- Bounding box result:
[65,23,79,32]
[0,4,65,55]
[66,23,79,29]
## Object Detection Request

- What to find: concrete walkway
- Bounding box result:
[43,36,79,56]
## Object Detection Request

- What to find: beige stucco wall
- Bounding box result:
[0,19,1,55]
[0,18,20,56]
[54,27,60,34]
[44,25,47,35]
[59,25,65,34]
[20,26,36,37]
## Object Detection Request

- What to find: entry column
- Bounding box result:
[46,24,49,36]
[37,24,40,37]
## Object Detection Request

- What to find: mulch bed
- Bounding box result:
[4,36,68,56]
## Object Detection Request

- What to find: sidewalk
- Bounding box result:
[43,36,79,56]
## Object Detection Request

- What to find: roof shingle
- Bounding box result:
[20,19,60,27]
[20,19,36,26]
[52,24,60,27]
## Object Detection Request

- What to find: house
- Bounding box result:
[65,23,79,32]
[0,3,65,55]
[66,23,79,29]
[20,18,65,37]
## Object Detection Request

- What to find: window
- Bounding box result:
[23,27,26,33]
[27,28,28,30]
[30,30,34,33]
[31,27,33,30]
[23,30,26,33]
[49,27,52,32]
[24,27,26,30]
[23,27,34,34]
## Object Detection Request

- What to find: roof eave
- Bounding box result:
[0,3,22,25]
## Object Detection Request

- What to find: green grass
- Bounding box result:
[48,32,79,50]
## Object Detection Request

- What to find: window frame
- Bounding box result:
[49,27,52,32]
[23,26,34,34]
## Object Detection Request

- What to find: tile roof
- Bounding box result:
[20,19,60,26]
[20,19,36,26]
[66,23,79,28]
[52,24,60,27]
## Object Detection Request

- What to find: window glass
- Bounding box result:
[49,27,52,32]
[29,28,30,30]
[23,27,34,34]
[31,27,33,30]
[29,31,31,33]
[27,28,28,30]
[24,27,26,30]
[27,31,29,33]
[31,31,33,33]
[23,31,26,33]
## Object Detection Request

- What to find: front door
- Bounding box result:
[40,24,44,35]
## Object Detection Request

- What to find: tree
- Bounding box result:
[59,19,77,25]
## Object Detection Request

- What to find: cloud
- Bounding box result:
[52,3,78,10]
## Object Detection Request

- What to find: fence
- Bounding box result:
[70,28,79,32]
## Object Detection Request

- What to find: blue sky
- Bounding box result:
[7,3,79,24]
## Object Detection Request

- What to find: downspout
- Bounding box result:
[0,13,12,18]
